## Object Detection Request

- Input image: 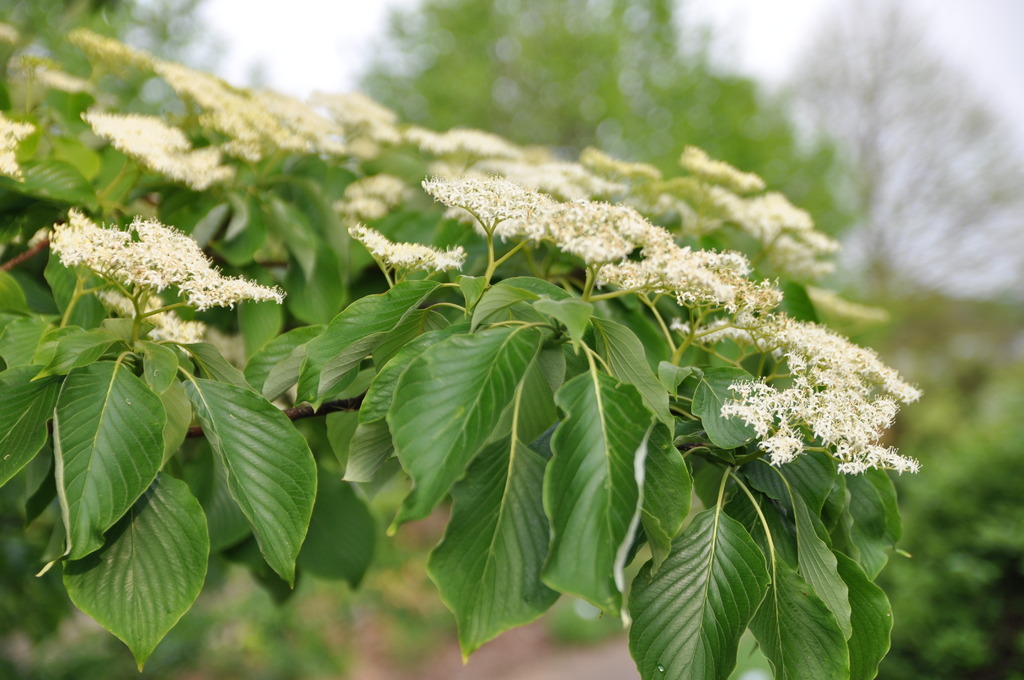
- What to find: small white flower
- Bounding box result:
[349,224,466,274]
[52,211,284,311]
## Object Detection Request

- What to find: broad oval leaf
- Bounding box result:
[692,366,756,449]
[245,325,324,400]
[749,560,850,680]
[835,552,892,680]
[543,370,653,615]
[641,423,692,572]
[299,279,439,405]
[429,431,558,657]
[184,378,317,585]
[54,362,166,559]
[359,322,469,424]
[0,366,61,487]
[388,326,542,526]
[298,469,376,588]
[628,508,770,680]
[0,269,30,314]
[63,474,208,669]
[591,317,672,428]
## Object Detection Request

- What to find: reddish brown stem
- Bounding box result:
[1,238,50,271]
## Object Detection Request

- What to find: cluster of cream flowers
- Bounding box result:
[51,211,284,311]
[718,314,922,474]
[14,56,91,94]
[335,174,412,222]
[423,175,779,313]
[94,289,206,344]
[82,111,234,190]
[0,112,34,181]
[349,224,466,274]
[153,61,344,162]
[67,27,153,71]
[406,126,523,163]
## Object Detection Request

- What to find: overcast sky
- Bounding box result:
[197,0,1024,148]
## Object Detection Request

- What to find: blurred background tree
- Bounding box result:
[788,0,1024,299]
[787,2,1024,677]
[361,0,852,235]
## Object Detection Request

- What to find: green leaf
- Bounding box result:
[140,341,180,394]
[591,317,672,428]
[372,307,448,368]
[43,254,105,328]
[791,488,852,638]
[238,299,284,357]
[158,380,191,464]
[534,298,592,348]
[298,470,376,587]
[19,160,98,208]
[54,362,166,559]
[360,322,469,424]
[628,508,770,680]
[299,279,439,405]
[325,410,359,469]
[63,474,208,669]
[780,281,819,323]
[835,552,892,680]
[0,366,60,488]
[0,316,49,366]
[388,326,542,526]
[658,362,697,397]
[183,378,316,585]
[429,433,558,658]
[641,424,692,571]
[457,275,487,311]
[182,446,251,551]
[244,325,323,399]
[0,269,30,314]
[345,420,395,483]
[34,327,122,378]
[470,280,539,331]
[215,193,267,266]
[749,560,849,680]
[745,461,851,636]
[182,342,248,387]
[843,470,901,579]
[542,369,653,615]
[691,367,755,448]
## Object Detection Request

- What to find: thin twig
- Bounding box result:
[1,238,50,271]
[185,393,365,439]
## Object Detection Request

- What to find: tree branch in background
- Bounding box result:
[185,393,365,438]
[0,238,49,271]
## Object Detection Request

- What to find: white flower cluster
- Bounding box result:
[734,192,840,279]
[679,146,766,194]
[68,28,153,71]
[154,62,343,161]
[15,57,91,94]
[312,91,402,159]
[720,314,922,474]
[475,157,624,202]
[0,21,19,44]
[579,147,662,182]
[425,176,780,311]
[406,126,522,162]
[349,224,466,274]
[52,211,284,311]
[0,112,35,181]
[335,174,412,222]
[423,176,556,238]
[94,289,206,344]
[82,111,234,190]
